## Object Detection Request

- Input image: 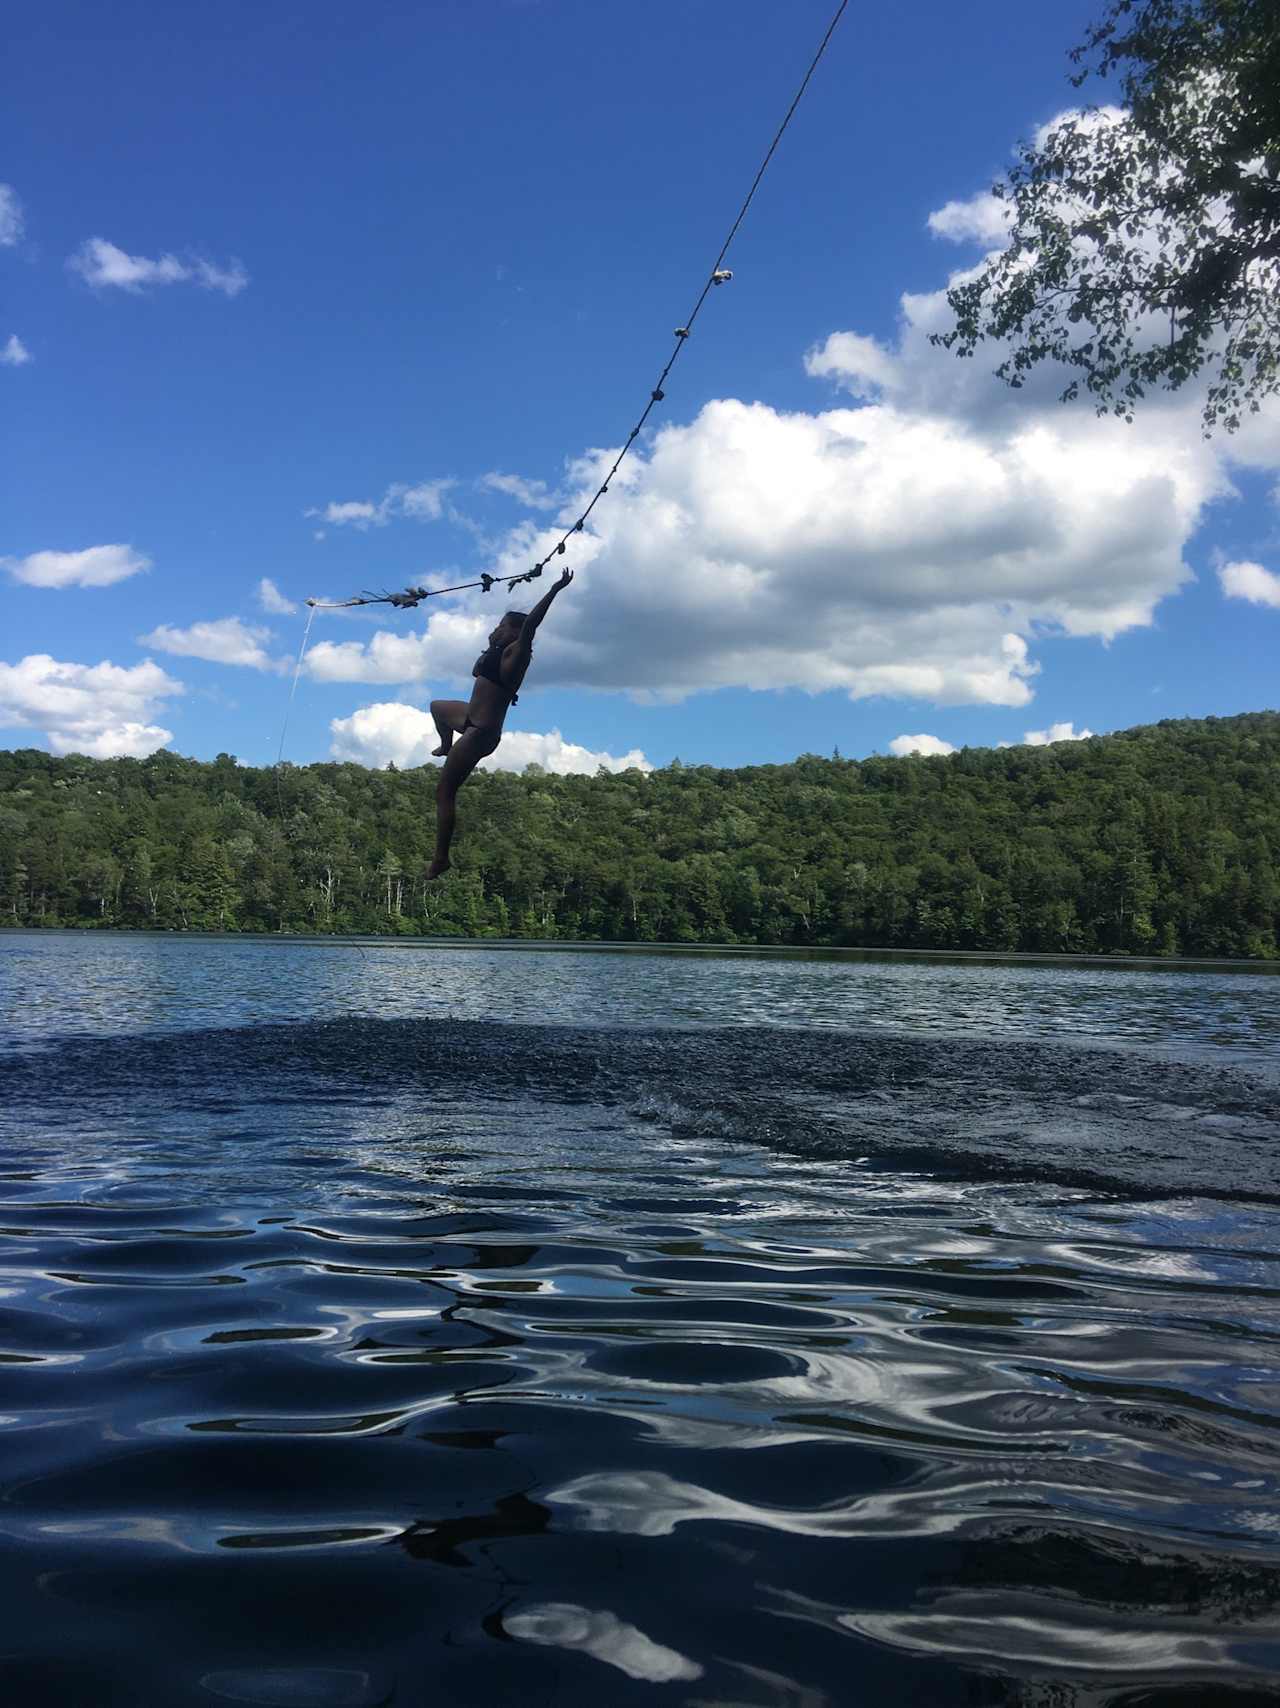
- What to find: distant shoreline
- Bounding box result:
[3,925,1276,971]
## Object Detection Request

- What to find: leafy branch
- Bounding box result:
[932,0,1280,431]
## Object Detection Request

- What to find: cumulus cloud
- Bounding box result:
[805,332,898,399]
[1218,558,1280,609]
[886,725,1094,755]
[481,471,559,509]
[307,478,454,531]
[927,107,1128,253]
[296,128,1280,713]
[329,702,650,774]
[2,334,31,366]
[307,607,484,685]
[889,733,956,757]
[0,654,182,757]
[0,185,23,247]
[5,544,150,589]
[1021,721,1094,746]
[256,576,297,615]
[139,618,283,671]
[303,363,1215,706]
[927,191,1011,247]
[489,728,652,775]
[68,237,248,296]
[328,702,443,765]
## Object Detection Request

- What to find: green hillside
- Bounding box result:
[1,712,1277,955]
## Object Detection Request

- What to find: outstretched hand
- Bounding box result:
[555,567,574,592]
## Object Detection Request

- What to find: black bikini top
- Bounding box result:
[472,642,521,704]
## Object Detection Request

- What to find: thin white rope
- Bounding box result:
[276,598,318,767]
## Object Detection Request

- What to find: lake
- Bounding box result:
[2,931,1279,1706]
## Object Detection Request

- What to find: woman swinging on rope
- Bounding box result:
[426,566,573,878]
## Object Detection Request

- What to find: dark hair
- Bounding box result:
[502,611,529,629]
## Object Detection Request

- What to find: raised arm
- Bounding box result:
[507,567,572,668]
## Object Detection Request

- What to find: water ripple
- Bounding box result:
[2,1014,1280,1702]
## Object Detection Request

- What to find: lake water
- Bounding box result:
[2,931,1279,1706]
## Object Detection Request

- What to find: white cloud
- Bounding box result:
[139,618,283,671]
[307,607,484,685]
[318,501,379,527]
[298,127,1280,712]
[1021,721,1094,746]
[0,185,23,247]
[329,702,650,774]
[1218,558,1280,609]
[927,192,1011,247]
[257,576,297,615]
[492,728,652,774]
[0,654,182,757]
[308,478,454,531]
[2,334,31,367]
[400,480,452,520]
[926,107,1128,253]
[189,258,246,294]
[805,332,898,399]
[4,544,150,589]
[889,733,956,757]
[481,471,559,509]
[74,240,187,290]
[68,237,248,296]
[305,370,1221,706]
[329,704,437,765]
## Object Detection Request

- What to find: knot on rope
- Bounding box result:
[712,268,733,286]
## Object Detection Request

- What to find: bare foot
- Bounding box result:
[431,741,452,757]
[426,856,451,880]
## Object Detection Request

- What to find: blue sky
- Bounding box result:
[4,0,1278,774]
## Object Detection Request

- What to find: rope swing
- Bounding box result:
[307,0,849,617]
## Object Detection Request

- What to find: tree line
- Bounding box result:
[0,711,1276,956]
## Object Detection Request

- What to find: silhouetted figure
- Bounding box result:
[427,567,573,879]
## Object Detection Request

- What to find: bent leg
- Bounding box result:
[428,726,500,878]
[430,699,470,757]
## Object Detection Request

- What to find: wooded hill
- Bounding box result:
[1,711,1276,955]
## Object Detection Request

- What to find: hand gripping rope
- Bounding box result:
[306,0,849,617]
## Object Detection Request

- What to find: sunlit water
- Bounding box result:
[2,933,1279,1706]
[3,930,1280,1060]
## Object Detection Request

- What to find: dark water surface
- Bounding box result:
[2,935,1280,1706]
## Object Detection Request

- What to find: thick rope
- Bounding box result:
[308,0,849,615]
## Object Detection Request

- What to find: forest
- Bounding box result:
[0,711,1276,956]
